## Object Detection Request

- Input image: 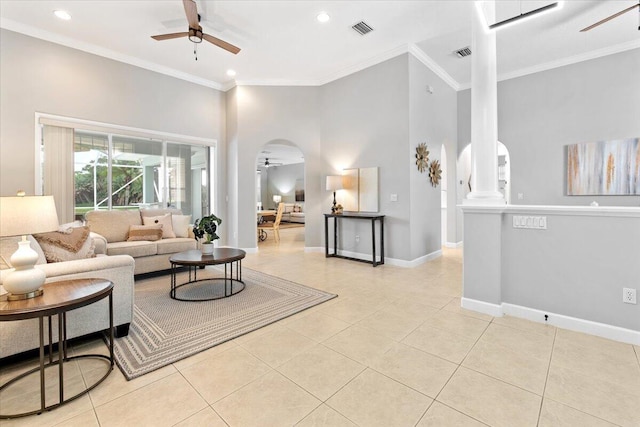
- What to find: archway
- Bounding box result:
[255,140,305,247]
[457,141,511,204]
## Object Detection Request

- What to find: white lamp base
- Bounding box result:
[3,238,46,300]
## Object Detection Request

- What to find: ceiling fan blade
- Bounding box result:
[580,3,639,32]
[151,32,189,41]
[202,33,241,54]
[183,0,200,29]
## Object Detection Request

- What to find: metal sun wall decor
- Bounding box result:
[567,137,639,195]
[429,160,442,187]
[415,143,429,173]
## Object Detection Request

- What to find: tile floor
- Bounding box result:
[1,227,639,426]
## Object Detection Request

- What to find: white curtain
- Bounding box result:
[43,125,74,224]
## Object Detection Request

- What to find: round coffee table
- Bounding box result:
[169,248,246,301]
[0,278,114,419]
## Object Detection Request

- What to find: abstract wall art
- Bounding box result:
[567,138,639,195]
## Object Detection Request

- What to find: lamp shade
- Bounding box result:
[272,195,282,204]
[0,195,60,237]
[326,175,343,192]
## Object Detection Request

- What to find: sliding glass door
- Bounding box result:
[72,130,211,219]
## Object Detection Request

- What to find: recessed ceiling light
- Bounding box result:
[226,69,237,77]
[317,12,330,23]
[53,10,72,20]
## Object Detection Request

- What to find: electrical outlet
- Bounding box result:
[623,288,636,304]
[355,235,360,243]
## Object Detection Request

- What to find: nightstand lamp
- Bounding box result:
[0,194,59,300]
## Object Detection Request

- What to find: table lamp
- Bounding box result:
[325,176,343,213]
[0,194,59,300]
[272,194,282,208]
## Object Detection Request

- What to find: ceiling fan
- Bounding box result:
[151,0,241,58]
[580,0,639,32]
[261,158,283,168]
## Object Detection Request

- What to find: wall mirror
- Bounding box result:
[342,167,378,212]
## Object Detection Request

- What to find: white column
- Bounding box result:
[465,1,505,205]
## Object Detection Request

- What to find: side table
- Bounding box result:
[0,278,114,419]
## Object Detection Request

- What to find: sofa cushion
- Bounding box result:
[107,241,157,257]
[86,210,142,243]
[143,213,176,238]
[127,224,163,242]
[155,238,197,255]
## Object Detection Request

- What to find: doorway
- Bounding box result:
[255,141,305,247]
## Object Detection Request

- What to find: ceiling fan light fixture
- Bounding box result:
[188,27,203,43]
[53,10,71,21]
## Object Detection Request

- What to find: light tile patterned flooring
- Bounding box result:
[1,227,639,426]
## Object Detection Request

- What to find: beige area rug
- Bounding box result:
[114,267,336,380]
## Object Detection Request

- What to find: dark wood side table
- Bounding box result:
[324,213,385,267]
[169,248,246,301]
[0,278,114,419]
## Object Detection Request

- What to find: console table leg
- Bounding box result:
[371,219,377,266]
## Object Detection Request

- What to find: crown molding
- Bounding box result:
[0,18,224,91]
[457,39,640,91]
[408,44,461,91]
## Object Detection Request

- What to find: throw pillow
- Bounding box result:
[127,225,163,242]
[172,214,192,238]
[142,213,176,238]
[33,226,96,263]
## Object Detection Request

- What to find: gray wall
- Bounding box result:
[228,86,321,249]
[261,163,305,207]
[320,55,411,260]
[0,29,225,198]
[462,207,640,334]
[408,55,458,255]
[458,48,640,207]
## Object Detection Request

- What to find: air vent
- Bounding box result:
[352,21,374,36]
[455,46,472,58]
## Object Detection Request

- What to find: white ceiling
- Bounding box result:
[1,1,639,91]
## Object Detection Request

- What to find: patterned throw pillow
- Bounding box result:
[127,225,163,242]
[142,213,176,238]
[33,226,96,263]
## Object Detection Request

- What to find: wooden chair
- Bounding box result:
[258,202,284,242]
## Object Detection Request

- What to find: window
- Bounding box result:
[72,131,211,219]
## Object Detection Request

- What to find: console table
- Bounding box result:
[324,213,385,267]
[0,278,114,419]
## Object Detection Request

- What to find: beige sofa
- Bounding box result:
[281,203,305,223]
[0,236,135,359]
[85,208,197,275]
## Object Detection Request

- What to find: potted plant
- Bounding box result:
[193,214,222,255]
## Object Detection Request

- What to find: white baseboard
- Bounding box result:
[461,298,503,317]
[385,249,442,268]
[444,241,463,248]
[502,303,640,346]
[461,298,640,345]
[241,247,258,254]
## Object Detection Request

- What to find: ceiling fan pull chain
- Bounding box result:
[194,42,198,61]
